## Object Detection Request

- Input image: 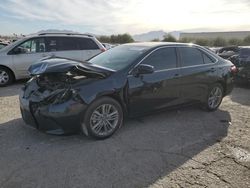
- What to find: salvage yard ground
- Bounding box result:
[0,82,249,188]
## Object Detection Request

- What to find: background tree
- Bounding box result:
[99,33,134,44]
[178,37,193,43]
[243,35,250,45]
[212,37,227,47]
[151,38,160,42]
[162,34,177,42]
[194,38,210,46]
[119,33,134,43]
[228,38,242,46]
[98,35,110,43]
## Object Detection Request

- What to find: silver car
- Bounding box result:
[0,33,106,86]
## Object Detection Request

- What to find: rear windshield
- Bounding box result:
[89,45,148,70]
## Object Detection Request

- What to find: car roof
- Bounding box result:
[121,42,219,59]
[0,33,97,53]
[28,33,94,39]
[14,33,95,42]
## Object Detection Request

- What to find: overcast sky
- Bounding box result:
[0,0,250,35]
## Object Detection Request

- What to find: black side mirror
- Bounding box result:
[134,64,154,76]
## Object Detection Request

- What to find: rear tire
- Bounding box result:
[0,67,14,87]
[204,83,224,111]
[82,97,123,139]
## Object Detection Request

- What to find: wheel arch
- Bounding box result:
[215,80,226,96]
[0,65,16,80]
[100,93,128,115]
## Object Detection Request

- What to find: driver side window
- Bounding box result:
[15,38,46,54]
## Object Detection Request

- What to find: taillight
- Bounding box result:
[230,65,238,74]
[101,48,106,52]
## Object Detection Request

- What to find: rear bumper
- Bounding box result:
[19,90,87,135]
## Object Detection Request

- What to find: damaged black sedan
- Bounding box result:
[20,43,235,139]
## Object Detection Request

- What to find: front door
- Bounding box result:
[127,47,181,115]
[11,37,48,78]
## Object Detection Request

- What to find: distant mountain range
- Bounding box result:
[133,30,167,41]
[132,30,181,42]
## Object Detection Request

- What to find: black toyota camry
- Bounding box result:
[19,42,236,139]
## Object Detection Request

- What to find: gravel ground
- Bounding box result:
[0,82,249,188]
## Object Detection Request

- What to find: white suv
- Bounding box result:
[0,33,106,86]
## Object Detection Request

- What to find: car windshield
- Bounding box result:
[89,45,148,70]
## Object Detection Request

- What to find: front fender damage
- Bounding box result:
[20,58,114,135]
[20,76,89,135]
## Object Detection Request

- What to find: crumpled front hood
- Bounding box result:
[28,57,115,78]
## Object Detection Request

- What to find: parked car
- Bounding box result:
[228,46,250,83]
[217,46,239,59]
[20,42,236,139]
[0,42,8,49]
[209,47,221,54]
[0,33,105,86]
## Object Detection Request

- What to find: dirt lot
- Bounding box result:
[0,82,249,188]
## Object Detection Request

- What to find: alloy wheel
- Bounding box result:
[208,86,223,109]
[0,70,9,85]
[90,104,119,136]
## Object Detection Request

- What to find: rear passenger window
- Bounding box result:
[46,37,80,52]
[58,37,79,51]
[78,38,99,50]
[142,47,177,71]
[179,47,203,67]
[45,37,99,52]
[46,37,59,52]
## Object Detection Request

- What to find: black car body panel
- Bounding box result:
[19,43,235,135]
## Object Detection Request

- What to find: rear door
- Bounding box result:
[128,47,182,115]
[178,47,217,103]
[11,37,48,78]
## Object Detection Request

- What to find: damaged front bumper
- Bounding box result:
[19,80,87,135]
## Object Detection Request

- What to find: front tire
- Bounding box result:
[83,97,123,139]
[205,84,224,111]
[0,67,14,87]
